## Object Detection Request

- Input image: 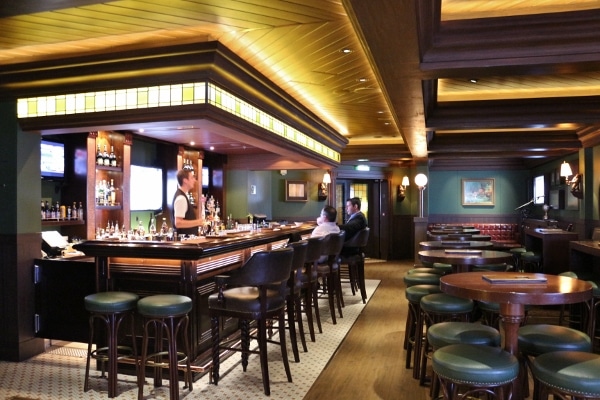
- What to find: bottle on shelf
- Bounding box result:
[72,202,77,219]
[96,144,103,165]
[109,145,117,167]
[41,200,46,220]
[78,201,84,221]
[161,218,168,235]
[45,200,50,219]
[109,179,116,206]
[148,213,156,236]
[103,145,110,166]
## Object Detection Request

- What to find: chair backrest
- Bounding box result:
[305,235,325,263]
[322,231,346,258]
[287,240,308,272]
[227,247,294,287]
[344,227,370,249]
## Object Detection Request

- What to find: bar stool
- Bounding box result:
[284,240,309,362]
[137,294,193,400]
[403,272,441,288]
[586,280,600,352]
[417,293,474,383]
[315,231,346,324]
[521,251,542,273]
[509,247,527,271]
[531,351,600,399]
[432,344,519,400]
[403,284,442,371]
[518,324,592,399]
[426,322,501,398]
[407,267,441,275]
[432,262,452,275]
[84,291,139,398]
[299,235,325,341]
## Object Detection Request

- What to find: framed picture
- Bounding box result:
[285,180,308,202]
[462,178,495,206]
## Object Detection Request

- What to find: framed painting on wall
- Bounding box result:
[462,178,495,206]
[285,180,308,202]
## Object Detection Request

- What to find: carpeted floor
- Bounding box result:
[0,280,379,400]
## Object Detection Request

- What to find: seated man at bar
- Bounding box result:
[312,205,340,237]
[338,197,368,255]
[172,169,204,237]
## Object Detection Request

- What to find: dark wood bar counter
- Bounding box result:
[523,227,578,274]
[72,224,315,372]
[569,240,600,281]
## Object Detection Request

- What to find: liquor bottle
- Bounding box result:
[109,179,116,206]
[96,144,103,165]
[148,214,156,236]
[103,145,110,166]
[109,146,117,167]
[161,218,168,235]
[45,200,50,219]
[41,200,46,220]
[72,202,77,219]
[78,201,84,221]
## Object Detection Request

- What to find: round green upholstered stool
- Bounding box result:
[471,263,509,272]
[407,267,442,275]
[518,324,592,400]
[587,281,600,353]
[403,272,441,288]
[432,262,453,275]
[521,251,542,273]
[403,284,442,372]
[84,291,139,398]
[137,294,193,400]
[425,322,501,398]
[432,344,519,400]
[509,247,527,271]
[417,293,474,383]
[532,351,600,400]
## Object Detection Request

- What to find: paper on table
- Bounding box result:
[444,249,482,254]
[482,275,547,284]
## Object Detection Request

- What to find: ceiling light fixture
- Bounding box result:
[341,48,353,54]
[469,78,478,83]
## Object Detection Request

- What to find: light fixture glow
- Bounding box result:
[414,173,428,188]
[355,165,370,171]
[560,161,573,179]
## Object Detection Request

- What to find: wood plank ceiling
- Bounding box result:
[1,0,600,170]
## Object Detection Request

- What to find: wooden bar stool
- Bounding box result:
[137,294,193,400]
[84,291,139,398]
[433,344,519,400]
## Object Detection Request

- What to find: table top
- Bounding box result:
[427,233,492,241]
[419,249,513,267]
[440,271,593,306]
[419,240,494,250]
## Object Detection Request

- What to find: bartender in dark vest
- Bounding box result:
[172,169,204,237]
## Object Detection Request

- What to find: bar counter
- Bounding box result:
[72,223,315,371]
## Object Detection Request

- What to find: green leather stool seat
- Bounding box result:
[427,322,500,349]
[420,293,474,315]
[433,344,519,385]
[137,294,192,317]
[521,251,542,272]
[420,260,434,267]
[84,291,139,313]
[472,263,508,272]
[407,267,440,275]
[403,272,441,287]
[510,247,527,271]
[532,351,600,398]
[405,284,442,303]
[518,324,592,356]
[432,262,453,274]
[509,247,527,255]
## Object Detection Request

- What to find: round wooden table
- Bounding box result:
[419,240,494,250]
[418,249,513,273]
[440,271,592,400]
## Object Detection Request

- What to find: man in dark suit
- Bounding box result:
[338,197,368,255]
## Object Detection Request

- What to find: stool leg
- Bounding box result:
[303,286,316,341]
[84,314,95,393]
[108,312,118,398]
[312,280,323,333]
[258,317,271,395]
[286,295,300,362]
[210,316,220,385]
[295,296,308,352]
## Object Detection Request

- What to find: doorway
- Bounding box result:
[335,179,390,260]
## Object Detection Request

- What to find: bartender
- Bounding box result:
[172,169,204,236]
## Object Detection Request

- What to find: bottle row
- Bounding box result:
[96,144,118,167]
[41,200,84,221]
[97,217,173,240]
[96,179,119,206]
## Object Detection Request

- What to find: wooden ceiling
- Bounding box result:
[1,0,600,169]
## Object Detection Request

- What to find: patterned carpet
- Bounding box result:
[0,279,379,400]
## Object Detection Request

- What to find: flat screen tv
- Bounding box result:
[533,175,545,204]
[40,140,65,179]
[130,165,163,211]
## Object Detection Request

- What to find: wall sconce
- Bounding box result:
[560,161,583,199]
[414,173,428,218]
[318,171,331,201]
[397,176,409,202]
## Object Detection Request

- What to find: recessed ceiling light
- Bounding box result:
[190,141,195,146]
[209,146,215,151]
[341,48,353,54]
[358,77,368,82]
[470,78,478,83]
[138,128,145,133]
[357,158,369,162]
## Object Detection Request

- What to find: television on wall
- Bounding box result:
[130,165,163,211]
[533,175,545,204]
[40,139,65,179]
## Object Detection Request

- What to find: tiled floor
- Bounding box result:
[0,280,379,400]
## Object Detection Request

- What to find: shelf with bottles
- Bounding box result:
[94,176,122,209]
[95,131,124,170]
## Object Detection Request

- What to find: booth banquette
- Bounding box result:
[428,223,520,249]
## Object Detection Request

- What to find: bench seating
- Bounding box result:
[428,223,521,249]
